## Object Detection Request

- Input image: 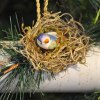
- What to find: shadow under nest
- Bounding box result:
[17,12,90,73]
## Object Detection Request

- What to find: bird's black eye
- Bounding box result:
[40,41,42,44]
[40,42,42,44]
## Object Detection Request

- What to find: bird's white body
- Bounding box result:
[37,32,57,49]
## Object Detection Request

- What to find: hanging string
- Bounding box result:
[36,0,41,21]
[44,0,48,13]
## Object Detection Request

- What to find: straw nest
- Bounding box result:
[18,11,90,73]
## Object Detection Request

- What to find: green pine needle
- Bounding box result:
[94,9,100,24]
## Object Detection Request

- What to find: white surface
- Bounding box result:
[39,46,100,92]
[0,46,100,92]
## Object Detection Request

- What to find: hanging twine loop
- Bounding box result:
[36,0,48,21]
[36,0,41,22]
[44,0,48,14]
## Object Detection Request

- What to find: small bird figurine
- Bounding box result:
[37,32,57,49]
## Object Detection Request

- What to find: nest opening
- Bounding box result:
[19,12,90,73]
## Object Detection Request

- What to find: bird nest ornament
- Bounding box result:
[17,0,90,73]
